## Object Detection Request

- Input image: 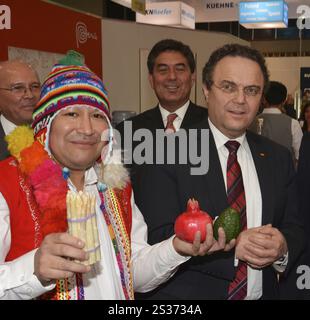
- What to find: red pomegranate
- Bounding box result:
[174,199,213,243]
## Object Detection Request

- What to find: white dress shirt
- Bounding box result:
[208,119,263,300]
[159,101,190,132]
[262,108,303,160]
[0,115,16,136]
[0,167,189,299]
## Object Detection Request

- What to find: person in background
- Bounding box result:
[302,89,310,103]
[116,39,208,201]
[283,94,297,119]
[279,133,310,299]
[300,102,310,133]
[0,60,40,160]
[296,133,310,299]
[250,81,303,164]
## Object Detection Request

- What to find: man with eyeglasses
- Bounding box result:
[0,60,40,160]
[136,43,305,299]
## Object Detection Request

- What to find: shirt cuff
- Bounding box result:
[273,252,289,273]
[165,235,191,266]
[0,249,55,299]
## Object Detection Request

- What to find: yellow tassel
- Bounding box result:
[5,126,34,161]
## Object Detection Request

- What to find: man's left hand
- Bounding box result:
[239,224,288,269]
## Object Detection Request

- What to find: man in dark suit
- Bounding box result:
[0,60,40,160]
[0,123,8,161]
[135,44,305,299]
[279,133,310,299]
[116,39,208,197]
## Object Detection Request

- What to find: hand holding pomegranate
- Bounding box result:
[173,199,236,256]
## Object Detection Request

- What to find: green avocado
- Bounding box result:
[213,207,241,243]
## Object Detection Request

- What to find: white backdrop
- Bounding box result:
[8,46,65,83]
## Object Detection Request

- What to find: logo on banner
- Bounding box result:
[181,8,195,21]
[296,5,310,29]
[75,21,98,48]
[206,2,234,9]
[0,5,11,30]
[145,8,172,16]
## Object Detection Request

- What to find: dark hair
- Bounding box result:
[202,43,269,93]
[147,39,195,74]
[264,81,287,105]
[301,102,310,132]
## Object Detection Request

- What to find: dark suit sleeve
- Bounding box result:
[297,134,310,245]
[134,164,182,244]
[278,134,309,298]
[276,146,306,275]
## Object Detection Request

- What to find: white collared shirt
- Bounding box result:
[208,118,263,300]
[159,101,190,131]
[0,115,16,136]
[0,167,189,299]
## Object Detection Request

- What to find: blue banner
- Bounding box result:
[239,1,288,26]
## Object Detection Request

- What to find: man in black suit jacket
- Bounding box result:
[134,44,305,299]
[297,133,310,298]
[279,133,310,299]
[0,60,40,160]
[0,122,9,160]
[116,39,208,197]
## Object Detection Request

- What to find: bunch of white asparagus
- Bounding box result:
[66,191,101,265]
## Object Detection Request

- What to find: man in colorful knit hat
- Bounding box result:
[0,51,234,300]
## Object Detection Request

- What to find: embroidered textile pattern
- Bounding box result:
[17,163,42,248]
[99,188,134,300]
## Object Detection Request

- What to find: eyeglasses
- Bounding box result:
[212,81,262,98]
[0,83,41,96]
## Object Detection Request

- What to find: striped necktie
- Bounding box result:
[225,140,247,300]
[165,113,177,133]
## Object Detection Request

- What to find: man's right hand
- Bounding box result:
[173,224,236,257]
[34,233,91,284]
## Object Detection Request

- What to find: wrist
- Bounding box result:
[173,236,190,257]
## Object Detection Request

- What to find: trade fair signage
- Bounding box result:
[239,0,288,28]
[145,0,301,23]
[136,1,195,29]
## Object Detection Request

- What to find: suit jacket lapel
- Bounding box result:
[147,106,165,130]
[246,131,274,224]
[0,123,9,161]
[180,101,209,129]
[205,132,229,216]
[181,102,196,128]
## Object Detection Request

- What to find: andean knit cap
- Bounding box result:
[32,51,111,143]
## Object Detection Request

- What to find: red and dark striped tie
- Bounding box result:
[225,140,247,300]
[165,113,178,133]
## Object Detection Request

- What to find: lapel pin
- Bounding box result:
[259,152,266,157]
